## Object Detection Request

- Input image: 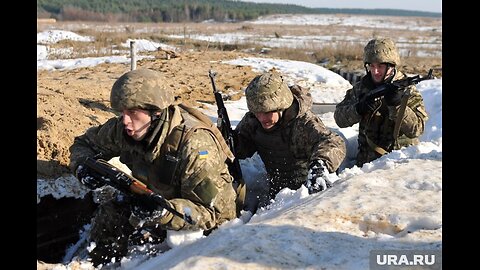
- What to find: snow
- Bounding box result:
[37,29,94,44]
[251,14,441,32]
[121,39,178,52]
[37,15,442,269]
[222,57,352,103]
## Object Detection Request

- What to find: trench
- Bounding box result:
[36,67,360,264]
[330,67,365,86]
[37,193,98,263]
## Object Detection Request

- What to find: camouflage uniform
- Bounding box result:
[235,71,346,201]
[334,38,429,167]
[69,69,237,265]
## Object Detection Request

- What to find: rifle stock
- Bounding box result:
[83,157,195,225]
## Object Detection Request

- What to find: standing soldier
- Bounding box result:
[334,38,428,167]
[69,68,238,266]
[235,70,346,208]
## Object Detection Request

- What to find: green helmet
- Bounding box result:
[110,68,174,112]
[245,70,293,113]
[363,38,400,66]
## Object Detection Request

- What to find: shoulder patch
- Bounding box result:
[198,150,209,159]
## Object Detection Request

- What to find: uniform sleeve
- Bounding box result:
[158,129,236,231]
[233,112,258,160]
[295,112,346,173]
[69,117,124,172]
[392,85,429,138]
[334,86,363,128]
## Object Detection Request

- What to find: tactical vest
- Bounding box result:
[254,126,308,198]
[357,85,422,166]
[148,104,245,216]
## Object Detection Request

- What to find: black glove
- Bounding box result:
[76,164,104,190]
[129,195,165,228]
[383,84,403,106]
[305,160,332,194]
[356,97,381,115]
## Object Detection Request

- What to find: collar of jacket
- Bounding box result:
[144,106,183,162]
[280,97,300,127]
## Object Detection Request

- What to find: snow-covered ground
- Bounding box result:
[37,14,442,71]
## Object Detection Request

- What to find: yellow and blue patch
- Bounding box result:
[198,150,209,159]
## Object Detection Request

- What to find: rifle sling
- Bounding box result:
[364,103,389,156]
[178,103,235,162]
[392,88,411,149]
[366,135,389,156]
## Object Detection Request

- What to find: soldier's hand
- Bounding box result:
[76,164,104,190]
[305,160,332,194]
[384,84,402,106]
[129,197,166,228]
[355,97,381,115]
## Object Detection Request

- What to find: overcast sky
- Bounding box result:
[238,0,442,13]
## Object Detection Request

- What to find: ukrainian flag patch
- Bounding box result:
[199,150,209,159]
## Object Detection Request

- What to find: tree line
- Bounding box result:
[37,0,441,23]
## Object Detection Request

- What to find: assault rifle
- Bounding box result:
[208,70,244,184]
[208,70,246,215]
[82,157,195,225]
[362,68,435,102]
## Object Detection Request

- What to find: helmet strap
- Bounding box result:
[150,110,161,122]
[383,64,396,83]
[274,109,285,128]
[364,62,370,75]
[144,108,168,147]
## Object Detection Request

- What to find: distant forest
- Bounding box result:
[37,0,442,23]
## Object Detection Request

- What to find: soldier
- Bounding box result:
[234,70,346,207]
[334,38,428,167]
[69,68,238,266]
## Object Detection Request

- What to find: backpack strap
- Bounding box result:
[392,88,412,150]
[366,135,388,156]
[178,103,234,162]
[178,104,246,216]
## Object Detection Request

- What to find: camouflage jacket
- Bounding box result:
[235,85,346,196]
[334,71,429,166]
[69,104,237,232]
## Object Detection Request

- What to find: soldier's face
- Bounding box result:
[255,111,280,130]
[122,108,152,141]
[367,63,394,84]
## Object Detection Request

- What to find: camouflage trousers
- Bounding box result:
[88,197,165,266]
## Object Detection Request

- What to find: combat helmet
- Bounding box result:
[110,69,174,112]
[363,38,400,66]
[245,70,293,113]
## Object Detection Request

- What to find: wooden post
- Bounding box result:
[130,40,137,71]
[183,26,186,45]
